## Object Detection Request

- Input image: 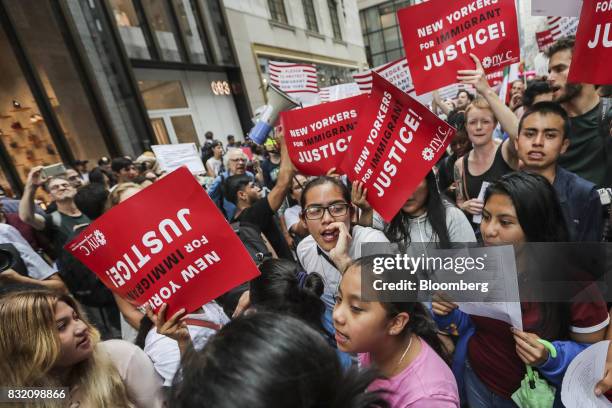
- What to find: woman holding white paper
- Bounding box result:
[432,172,608,407]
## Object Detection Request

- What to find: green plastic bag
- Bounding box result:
[511,340,557,408]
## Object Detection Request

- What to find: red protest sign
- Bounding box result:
[65,167,259,316]
[568,1,612,84]
[398,0,520,95]
[340,73,455,222]
[280,94,368,176]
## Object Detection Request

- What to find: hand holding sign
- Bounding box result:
[398,0,520,94]
[457,54,491,95]
[351,181,371,212]
[146,303,190,343]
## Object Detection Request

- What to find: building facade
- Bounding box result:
[0,0,248,195]
[357,0,414,68]
[224,0,368,112]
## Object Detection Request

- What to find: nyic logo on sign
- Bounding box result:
[482,51,514,69]
[75,229,107,256]
[422,126,454,162]
[422,147,435,161]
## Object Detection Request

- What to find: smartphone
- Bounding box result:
[41,163,66,179]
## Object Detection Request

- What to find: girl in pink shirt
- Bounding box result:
[333,257,459,408]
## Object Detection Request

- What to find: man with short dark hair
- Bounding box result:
[111,157,138,185]
[224,134,294,260]
[522,81,553,109]
[516,101,602,241]
[547,36,612,187]
[433,88,475,121]
[98,156,111,173]
[227,134,236,149]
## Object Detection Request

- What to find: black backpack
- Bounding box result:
[57,225,115,307]
[230,221,273,265]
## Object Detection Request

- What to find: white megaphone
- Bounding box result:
[248,83,301,145]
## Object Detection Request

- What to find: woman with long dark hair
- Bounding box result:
[384,172,476,253]
[432,172,609,407]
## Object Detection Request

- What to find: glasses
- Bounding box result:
[230,158,247,163]
[50,183,71,191]
[303,203,349,220]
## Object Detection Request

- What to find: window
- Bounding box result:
[198,0,235,65]
[328,0,342,40]
[141,0,183,62]
[109,0,152,59]
[268,0,288,24]
[359,1,408,67]
[138,80,189,110]
[302,0,319,32]
[171,0,212,64]
[4,0,110,178]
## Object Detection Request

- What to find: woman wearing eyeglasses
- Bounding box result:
[296,176,389,315]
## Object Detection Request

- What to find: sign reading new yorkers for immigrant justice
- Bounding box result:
[397,0,520,95]
[280,94,368,176]
[568,0,612,84]
[340,73,455,222]
[65,167,260,316]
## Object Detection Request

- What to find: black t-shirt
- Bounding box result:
[261,159,280,190]
[234,198,293,260]
[44,211,90,256]
[560,101,612,187]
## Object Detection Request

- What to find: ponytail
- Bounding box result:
[251,259,326,335]
[400,302,450,364]
[134,315,154,349]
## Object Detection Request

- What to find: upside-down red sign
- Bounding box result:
[398,0,520,95]
[340,73,455,222]
[281,94,368,176]
[65,167,260,316]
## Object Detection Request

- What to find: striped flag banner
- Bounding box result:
[268,61,319,94]
[546,16,579,40]
[351,58,415,95]
[352,58,477,107]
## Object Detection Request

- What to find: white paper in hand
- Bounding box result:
[562,341,612,407]
[472,181,491,224]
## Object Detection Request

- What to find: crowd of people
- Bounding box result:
[1,36,612,407]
